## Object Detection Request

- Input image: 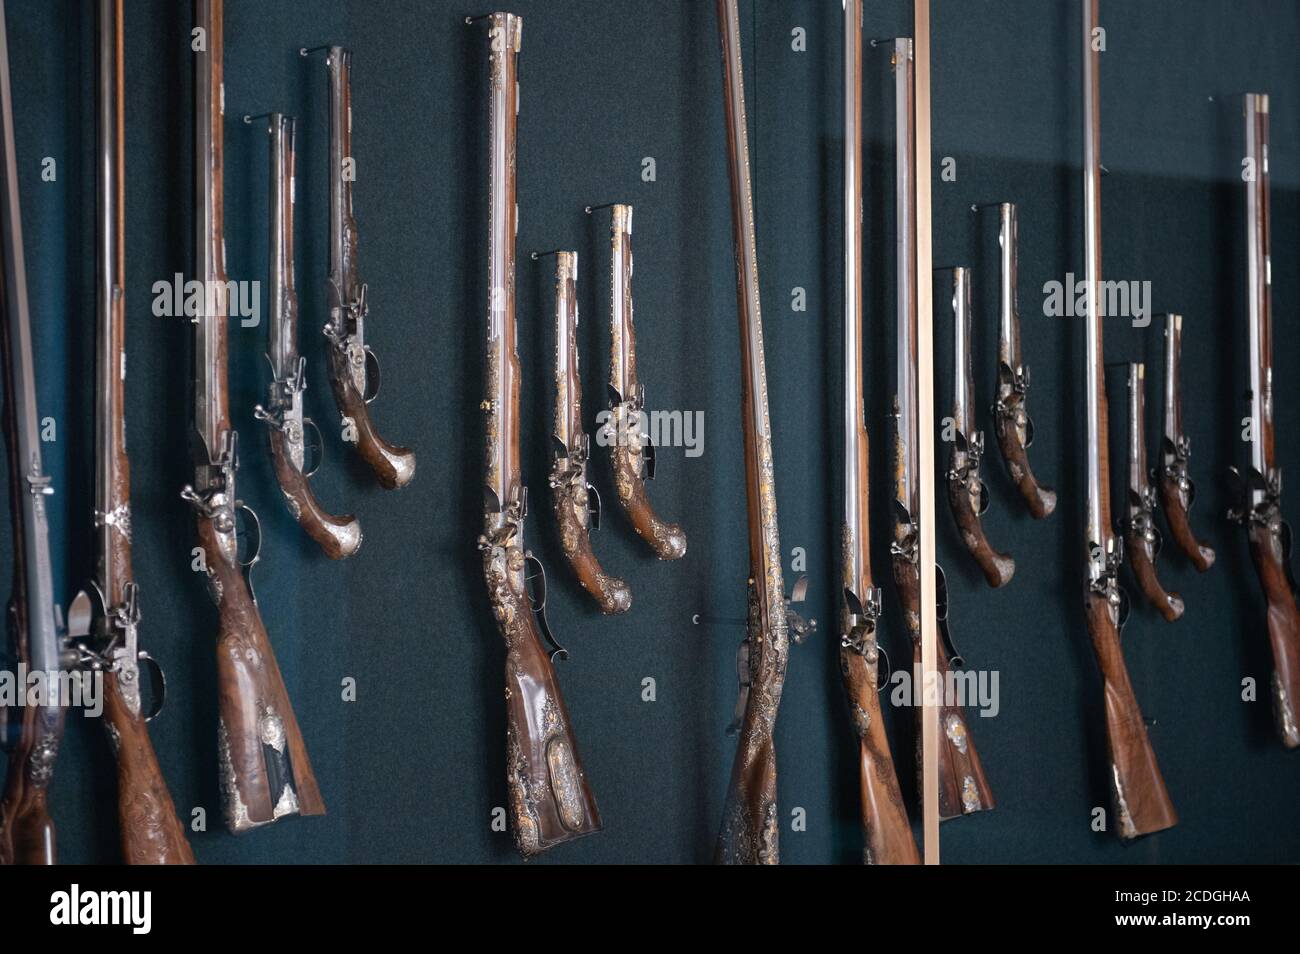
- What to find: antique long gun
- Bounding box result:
[184,0,324,832]
[317,45,415,490]
[888,36,992,821]
[987,202,1055,520]
[543,250,630,615]
[594,203,686,562]
[1122,363,1183,621]
[1079,0,1176,837]
[946,266,1014,588]
[63,0,195,864]
[715,0,810,864]
[0,0,65,865]
[253,112,362,559]
[470,11,601,856]
[1229,92,1300,748]
[839,0,920,865]
[1156,314,1214,571]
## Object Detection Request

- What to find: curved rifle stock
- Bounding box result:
[320,46,415,490]
[600,204,686,561]
[1080,0,1176,835]
[839,0,918,865]
[547,251,630,615]
[474,14,601,856]
[1232,93,1300,748]
[187,0,323,833]
[947,267,1014,588]
[255,113,361,560]
[1123,363,1182,621]
[1156,314,1214,571]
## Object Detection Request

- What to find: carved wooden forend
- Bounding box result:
[103,672,195,864]
[198,515,324,832]
[481,513,602,855]
[1085,588,1178,837]
[268,426,362,559]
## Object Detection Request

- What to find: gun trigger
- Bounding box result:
[587,484,602,531]
[643,441,657,480]
[550,435,568,461]
[788,575,809,604]
[935,565,964,668]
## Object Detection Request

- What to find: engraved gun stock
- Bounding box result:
[187,0,323,832]
[253,113,361,560]
[839,0,918,865]
[597,204,686,561]
[988,202,1056,519]
[0,0,67,866]
[63,0,194,864]
[1230,92,1300,748]
[544,251,630,615]
[1156,314,1214,572]
[1080,0,1176,835]
[318,46,415,490]
[473,12,600,856]
[946,267,1014,587]
[1122,363,1183,621]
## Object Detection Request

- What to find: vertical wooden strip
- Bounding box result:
[913,0,940,865]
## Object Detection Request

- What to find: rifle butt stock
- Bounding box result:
[1085,590,1177,838]
[840,647,920,864]
[199,515,324,833]
[1248,525,1300,748]
[0,706,61,865]
[102,672,196,864]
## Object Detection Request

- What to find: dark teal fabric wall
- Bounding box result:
[4,0,1298,864]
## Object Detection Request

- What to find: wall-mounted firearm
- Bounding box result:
[1079,0,1176,838]
[253,113,362,560]
[594,204,687,561]
[0,0,66,865]
[889,38,992,820]
[715,0,811,864]
[1229,92,1300,749]
[470,12,601,856]
[986,202,1056,520]
[946,266,1014,588]
[839,0,919,865]
[317,46,415,490]
[1123,363,1183,621]
[63,0,194,864]
[185,0,324,833]
[544,250,631,615]
[1156,314,1214,571]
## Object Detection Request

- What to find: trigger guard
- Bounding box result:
[976,480,991,516]
[235,503,263,570]
[1024,414,1036,448]
[586,483,602,532]
[875,642,892,693]
[1116,585,1132,630]
[137,652,166,722]
[362,347,382,404]
[301,417,324,478]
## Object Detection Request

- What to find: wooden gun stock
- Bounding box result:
[1158,467,1215,572]
[893,558,993,819]
[840,644,920,864]
[268,426,361,559]
[102,673,196,864]
[609,429,686,561]
[484,549,601,855]
[1085,590,1178,837]
[1247,523,1300,748]
[550,461,631,614]
[947,460,1014,588]
[327,358,415,490]
[0,707,61,865]
[1124,512,1184,622]
[993,375,1057,520]
[199,515,324,832]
